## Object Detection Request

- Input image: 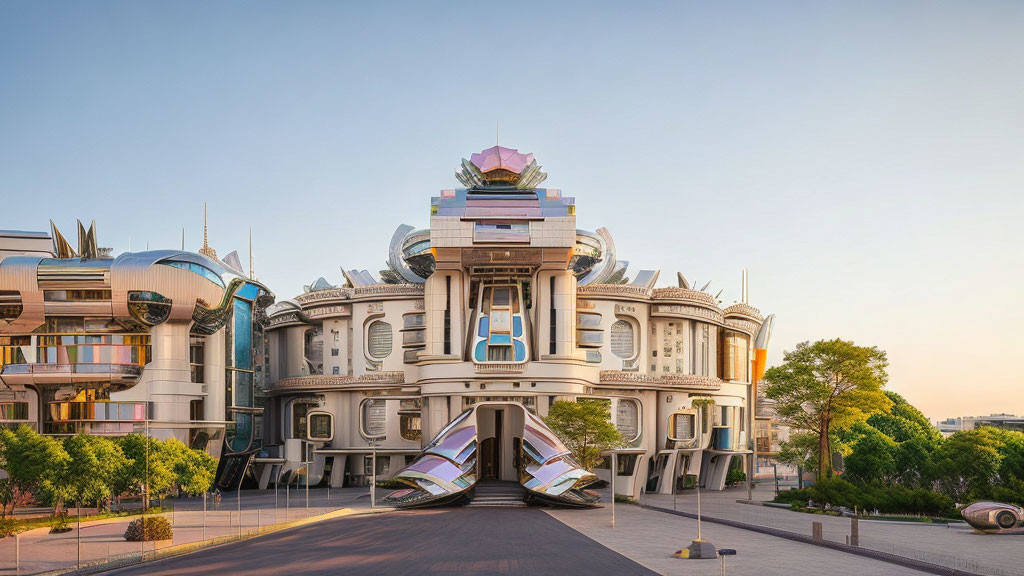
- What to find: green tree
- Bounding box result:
[867,392,941,445]
[165,438,217,496]
[764,339,891,481]
[0,428,34,518]
[545,399,624,470]
[843,423,897,484]
[776,432,820,475]
[930,427,1004,503]
[117,434,175,508]
[2,425,72,515]
[64,434,126,510]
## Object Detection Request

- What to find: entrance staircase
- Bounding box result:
[467,481,528,508]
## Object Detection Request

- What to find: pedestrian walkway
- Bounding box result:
[0,487,374,575]
[547,499,932,576]
[637,484,1021,576]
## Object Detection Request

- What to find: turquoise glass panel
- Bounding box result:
[233,299,252,369]
[230,413,252,452]
[478,317,489,338]
[489,333,511,345]
[236,283,259,301]
[513,316,522,337]
[474,341,487,362]
[514,340,526,362]
[235,371,253,407]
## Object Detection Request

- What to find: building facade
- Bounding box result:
[936,414,1024,437]
[260,145,775,503]
[0,222,274,488]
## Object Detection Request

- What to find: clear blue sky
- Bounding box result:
[2,1,1022,421]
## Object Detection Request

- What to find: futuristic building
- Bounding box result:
[0,219,274,488]
[260,144,775,506]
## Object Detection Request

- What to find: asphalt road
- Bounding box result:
[105,507,657,576]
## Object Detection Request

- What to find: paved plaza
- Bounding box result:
[0,487,371,575]
[103,508,657,576]
[638,484,1024,576]
[547,502,931,576]
[3,485,1024,575]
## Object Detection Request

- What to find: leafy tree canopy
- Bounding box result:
[764,339,891,480]
[545,399,624,471]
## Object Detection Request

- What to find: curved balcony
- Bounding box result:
[0,363,144,386]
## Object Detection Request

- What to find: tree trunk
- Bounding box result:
[818,422,831,481]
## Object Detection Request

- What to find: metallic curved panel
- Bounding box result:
[382,403,599,509]
[0,256,45,332]
[961,502,1024,534]
[630,269,660,289]
[577,228,618,286]
[520,410,600,506]
[382,408,477,508]
[387,225,427,284]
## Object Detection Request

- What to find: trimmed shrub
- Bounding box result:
[124,516,173,541]
[726,467,747,485]
[50,513,72,534]
[773,478,956,518]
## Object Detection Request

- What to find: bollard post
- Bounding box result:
[812,521,823,541]
[850,517,859,547]
[15,532,19,576]
[203,492,207,541]
[238,490,242,538]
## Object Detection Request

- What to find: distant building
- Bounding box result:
[936,414,1024,437]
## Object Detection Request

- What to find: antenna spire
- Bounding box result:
[199,202,218,259]
[248,227,253,280]
[496,121,499,147]
[742,269,749,303]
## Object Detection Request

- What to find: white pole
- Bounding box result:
[697,480,703,540]
[16,532,20,576]
[371,444,377,509]
[305,448,310,515]
[77,502,82,569]
[203,492,207,541]
[237,487,242,538]
[610,452,616,528]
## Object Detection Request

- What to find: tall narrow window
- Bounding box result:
[444,275,451,355]
[361,398,386,439]
[549,276,556,355]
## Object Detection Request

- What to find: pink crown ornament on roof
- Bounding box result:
[456,145,547,189]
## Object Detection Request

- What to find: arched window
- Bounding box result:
[615,399,641,442]
[367,321,392,359]
[610,320,635,359]
[360,398,386,439]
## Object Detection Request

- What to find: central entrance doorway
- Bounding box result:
[480,409,502,480]
[474,404,525,482]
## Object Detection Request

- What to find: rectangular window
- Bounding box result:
[549,277,556,355]
[444,276,452,355]
[364,455,390,475]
